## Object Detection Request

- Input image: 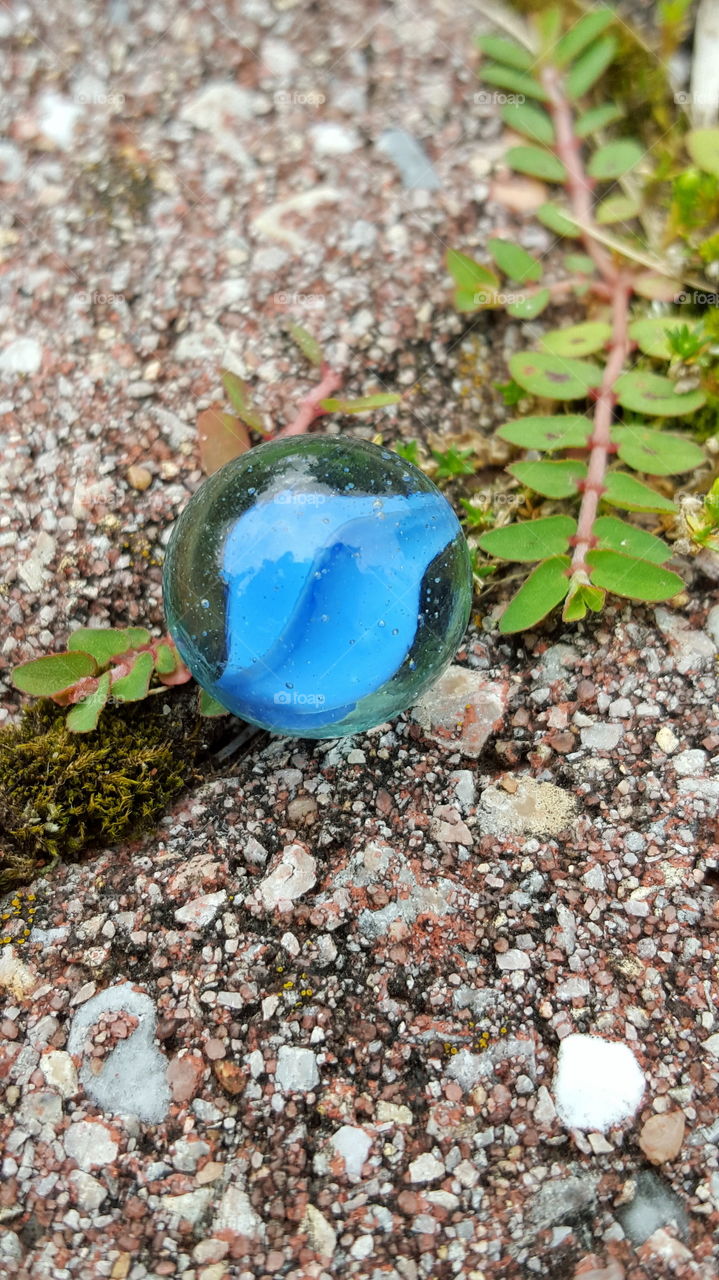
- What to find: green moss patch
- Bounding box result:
[0,690,217,892]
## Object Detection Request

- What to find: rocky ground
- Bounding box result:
[1,1,719,1279]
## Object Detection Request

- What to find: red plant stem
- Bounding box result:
[571,276,631,574]
[540,62,635,582]
[275,365,343,438]
[541,64,617,283]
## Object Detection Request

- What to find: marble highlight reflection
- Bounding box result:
[163,436,472,737]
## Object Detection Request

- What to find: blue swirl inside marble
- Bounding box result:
[215,489,458,732]
[163,436,472,738]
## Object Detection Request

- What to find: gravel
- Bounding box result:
[1,1,718,1277]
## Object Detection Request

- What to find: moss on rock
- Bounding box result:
[0,689,217,892]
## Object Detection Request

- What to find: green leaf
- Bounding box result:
[393,440,421,466]
[509,351,602,400]
[563,588,587,622]
[67,627,150,666]
[629,316,698,359]
[446,249,500,290]
[499,556,571,633]
[505,145,566,182]
[459,499,492,529]
[476,34,533,70]
[595,193,640,224]
[554,8,615,66]
[497,414,593,450]
[632,273,683,302]
[588,139,644,180]
[480,64,548,102]
[220,370,266,432]
[593,515,671,564]
[487,238,543,283]
[12,651,98,696]
[563,581,605,621]
[154,642,178,675]
[110,651,155,702]
[566,35,618,99]
[500,102,555,145]
[614,371,706,417]
[586,550,684,601]
[611,425,704,475]
[508,459,587,498]
[506,288,551,319]
[535,7,562,54]
[539,321,612,357]
[563,253,596,275]
[478,515,576,561]
[66,672,111,733]
[686,128,719,177]
[536,203,581,237]
[575,103,624,138]
[319,394,401,413]
[603,472,676,512]
[431,446,475,478]
[495,378,525,406]
[285,322,323,367]
[199,689,231,717]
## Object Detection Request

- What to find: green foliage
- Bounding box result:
[477,515,577,561]
[448,3,716,633]
[393,439,421,466]
[430,446,476,479]
[221,369,266,433]
[0,693,213,892]
[12,628,194,732]
[198,690,231,717]
[319,394,401,413]
[285,321,323,368]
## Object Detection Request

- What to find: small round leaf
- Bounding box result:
[588,140,643,180]
[611,426,704,475]
[499,556,571,634]
[12,651,98,696]
[505,145,567,182]
[614,371,706,417]
[509,352,603,400]
[506,289,551,319]
[66,672,111,733]
[500,102,555,145]
[497,414,593,450]
[110,651,155,702]
[488,238,543,283]
[478,515,576,561]
[603,472,676,512]
[629,316,699,359]
[592,515,671,564]
[539,321,612,357]
[508,459,587,498]
[586,550,684,601]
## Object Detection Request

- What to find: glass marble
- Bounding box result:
[163,435,472,737]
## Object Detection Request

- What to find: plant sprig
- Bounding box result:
[11,629,194,733]
[448,6,718,633]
